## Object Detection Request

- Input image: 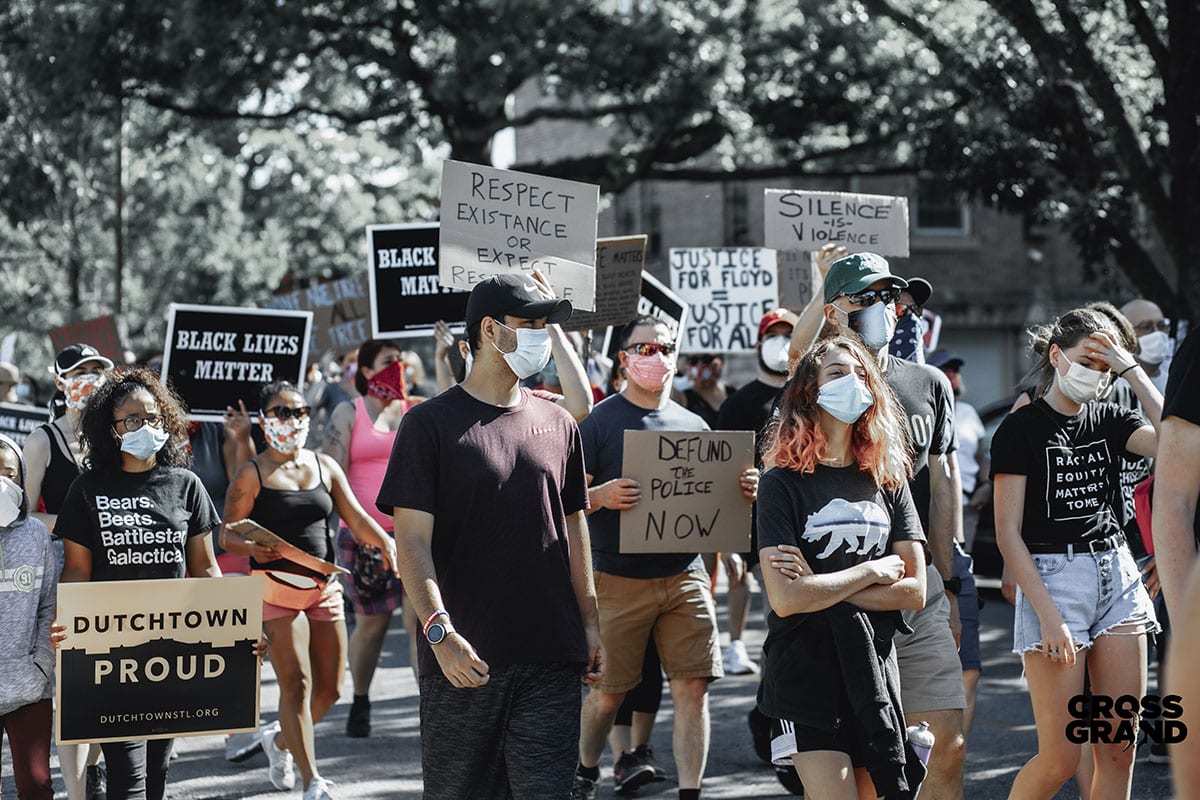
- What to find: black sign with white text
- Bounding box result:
[368,223,469,338]
[160,305,312,421]
[0,402,50,447]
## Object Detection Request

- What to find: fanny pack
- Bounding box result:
[255,570,329,610]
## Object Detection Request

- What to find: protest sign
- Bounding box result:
[367,223,470,338]
[776,250,819,310]
[0,402,49,447]
[263,273,372,356]
[56,575,262,743]
[619,430,754,554]
[226,519,348,577]
[764,189,910,257]
[50,315,126,363]
[161,305,312,422]
[439,160,600,309]
[669,248,779,353]
[562,236,647,332]
[600,271,689,365]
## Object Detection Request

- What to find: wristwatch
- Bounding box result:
[426,621,455,645]
[944,576,963,595]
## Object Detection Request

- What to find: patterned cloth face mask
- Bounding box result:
[262,417,310,454]
[63,373,104,411]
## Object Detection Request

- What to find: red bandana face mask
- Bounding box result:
[367,360,409,402]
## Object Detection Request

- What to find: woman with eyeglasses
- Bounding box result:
[992,307,1161,799]
[52,368,221,800]
[220,381,396,800]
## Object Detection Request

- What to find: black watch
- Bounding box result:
[944,576,962,595]
[426,621,454,645]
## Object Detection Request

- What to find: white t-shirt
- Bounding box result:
[954,400,984,495]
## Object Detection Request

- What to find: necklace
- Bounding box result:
[820,456,851,467]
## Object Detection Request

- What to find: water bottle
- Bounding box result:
[906,721,935,765]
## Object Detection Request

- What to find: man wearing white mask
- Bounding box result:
[1120,298,1173,394]
[379,273,603,800]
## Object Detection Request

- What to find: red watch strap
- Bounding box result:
[423,609,449,636]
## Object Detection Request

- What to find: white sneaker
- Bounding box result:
[303,777,335,800]
[261,720,296,791]
[225,729,263,762]
[723,640,760,675]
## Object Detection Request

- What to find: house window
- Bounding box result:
[914,178,970,237]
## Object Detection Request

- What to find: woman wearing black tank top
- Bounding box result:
[219,382,395,800]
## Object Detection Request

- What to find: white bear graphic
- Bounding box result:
[801,498,890,560]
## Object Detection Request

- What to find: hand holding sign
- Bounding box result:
[593,477,641,511]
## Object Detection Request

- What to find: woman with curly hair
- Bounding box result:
[54,368,222,800]
[756,335,927,799]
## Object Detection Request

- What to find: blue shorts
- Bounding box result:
[1013,543,1158,655]
[953,543,981,671]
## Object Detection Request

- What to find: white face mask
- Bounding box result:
[1137,331,1170,366]
[463,350,474,377]
[0,476,22,526]
[760,335,791,374]
[492,322,553,380]
[672,373,693,393]
[1055,353,1111,404]
[817,373,875,424]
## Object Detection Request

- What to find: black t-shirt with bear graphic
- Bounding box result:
[990,399,1144,548]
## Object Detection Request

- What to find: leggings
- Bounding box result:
[1,698,53,800]
[615,640,663,726]
[99,738,173,800]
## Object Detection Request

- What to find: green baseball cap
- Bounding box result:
[823,252,908,303]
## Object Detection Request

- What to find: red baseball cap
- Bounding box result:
[758,308,798,341]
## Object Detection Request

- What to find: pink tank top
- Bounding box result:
[347,396,405,531]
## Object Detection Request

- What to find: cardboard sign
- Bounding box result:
[0,402,50,447]
[439,160,600,309]
[226,520,348,576]
[161,304,312,422]
[669,248,779,353]
[50,315,125,364]
[562,236,647,332]
[764,189,910,257]
[56,576,262,743]
[776,250,819,310]
[619,430,754,554]
[263,274,372,357]
[367,223,470,339]
[601,271,689,364]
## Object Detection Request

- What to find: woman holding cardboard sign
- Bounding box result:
[52,368,223,800]
[220,381,395,800]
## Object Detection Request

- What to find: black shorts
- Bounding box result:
[769,714,865,768]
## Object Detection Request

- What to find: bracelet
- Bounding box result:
[422,609,449,636]
[1117,364,1139,378]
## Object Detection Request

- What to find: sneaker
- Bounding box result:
[86,763,106,800]
[773,763,805,795]
[261,720,296,791]
[748,707,773,765]
[303,777,335,800]
[225,730,264,763]
[723,640,760,675]
[633,744,666,781]
[346,695,370,738]
[613,750,655,794]
[1149,742,1170,764]
[569,770,599,800]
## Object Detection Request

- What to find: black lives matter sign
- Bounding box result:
[367,223,469,338]
[0,402,50,447]
[161,304,312,421]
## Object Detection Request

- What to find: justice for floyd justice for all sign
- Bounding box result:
[160,304,313,421]
[56,576,262,743]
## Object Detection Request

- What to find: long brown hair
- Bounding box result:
[1023,307,1120,397]
[762,336,911,491]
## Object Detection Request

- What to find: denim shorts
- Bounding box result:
[1013,543,1159,655]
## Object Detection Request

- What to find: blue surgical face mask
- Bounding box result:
[540,356,560,386]
[817,372,875,424]
[492,321,553,380]
[119,425,171,461]
[841,301,895,351]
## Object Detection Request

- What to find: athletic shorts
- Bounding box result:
[593,566,723,693]
[1013,543,1158,655]
[895,566,967,713]
[769,714,864,768]
[337,526,404,616]
[953,542,982,671]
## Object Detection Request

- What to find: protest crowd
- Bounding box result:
[3,160,1200,800]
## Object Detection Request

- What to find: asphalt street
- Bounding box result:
[6,580,1176,799]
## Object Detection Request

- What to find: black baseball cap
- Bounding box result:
[53,343,114,376]
[904,277,933,308]
[465,274,573,328]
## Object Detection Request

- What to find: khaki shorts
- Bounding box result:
[594,567,723,693]
[895,566,967,714]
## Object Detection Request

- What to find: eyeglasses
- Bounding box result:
[1132,319,1170,336]
[623,342,676,357]
[113,414,164,433]
[839,288,902,307]
[264,405,311,421]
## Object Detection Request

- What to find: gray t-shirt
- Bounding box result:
[579,393,708,578]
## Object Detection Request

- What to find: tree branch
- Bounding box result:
[132,90,408,126]
[1121,0,1168,75]
[507,101,653,129]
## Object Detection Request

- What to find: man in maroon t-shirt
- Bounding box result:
[377,273,603,800]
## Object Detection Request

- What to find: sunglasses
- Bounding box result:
[839,288,902,307]
[112,414,164,433]
[264,405,312,421]
[623,342,677,357]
